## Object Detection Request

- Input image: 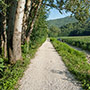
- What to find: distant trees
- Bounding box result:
[60,21,90,36]
[48,16,78,28]
[48,25,60,37]
[48,21,90,37]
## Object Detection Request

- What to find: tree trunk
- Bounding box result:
[0,14,7,57]
[22,0,31,44]
[3,18,7,57]
[13,0,26,62]
[7,1,17,63]
[0,14,3,55]
[26,0,42,43]
[7,0,26,63]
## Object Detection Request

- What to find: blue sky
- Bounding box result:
[47,8,72,20]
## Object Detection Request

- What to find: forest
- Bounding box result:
[0,0,90,89]
[48,16,78,28]
[48,17,90,37]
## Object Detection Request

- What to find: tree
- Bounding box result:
[30,5,48,43]
[7,0,26,63]
[48,25,60,37]
[22,0,31,44]
[0,0,7,57]
[25,0,43,43]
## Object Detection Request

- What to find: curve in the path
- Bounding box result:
[19,39,83,90]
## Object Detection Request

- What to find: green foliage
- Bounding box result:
[30,6,47,42]
[64,0,90,21]
[0,0,90,89]
[0,58,5,77]
[50,38,90,90]
[0,0,8,15]
[47,16,77,28]
[59,21,90,36]
[0,5,47,90]
[47,0,90,21]
[48,25,60,37]
[0,37,46,90]
[48,17,90,37]
[60,36,90,51]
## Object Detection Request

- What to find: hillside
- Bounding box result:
[48,16,78,27]
[48,16,90,37]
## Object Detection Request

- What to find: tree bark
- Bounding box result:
[22,0,31,44]
[3,18,7,57]
[0,14,3,55]
[0,14,7,57]
[7,0,26,63]
[26,0,42,43]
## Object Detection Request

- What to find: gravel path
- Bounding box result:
[19,39,83,90]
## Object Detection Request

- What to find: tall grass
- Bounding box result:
[60,36,90,51]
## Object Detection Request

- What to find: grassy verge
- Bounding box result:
[60,36,90,51]
[50,38,90,90]
[0,38,46,90]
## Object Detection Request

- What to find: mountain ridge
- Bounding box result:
[47,16,78,27]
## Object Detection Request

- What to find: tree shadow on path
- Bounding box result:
[51,69,83,90]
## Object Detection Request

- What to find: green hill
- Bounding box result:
[48,16,90,37]
[47,16,78,27]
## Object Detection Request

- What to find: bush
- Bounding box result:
[82,43,87,50]
[60,36,90,51]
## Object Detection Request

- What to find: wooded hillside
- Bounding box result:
[48,17,90,37]
[48,16,78,27]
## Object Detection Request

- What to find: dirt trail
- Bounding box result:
[19,39,83,90]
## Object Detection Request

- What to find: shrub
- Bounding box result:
[0,58,5,78]
[82,43,87,50]
[60,36,90,51]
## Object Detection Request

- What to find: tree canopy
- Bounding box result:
[45,0,90,21]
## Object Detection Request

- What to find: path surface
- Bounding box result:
[19,39,83,90]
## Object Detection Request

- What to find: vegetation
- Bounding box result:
[50,38,90,90]
[48,16,77,28]
[0,0,89,63]
[0,0,90,89]
[48,25,60,37]
[48,18,90,37]
[59,21,90,36]
[0,3,47,89]
[0,37,46,90]
[60,36,90,51]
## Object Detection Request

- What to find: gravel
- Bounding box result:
[19,39,83,90]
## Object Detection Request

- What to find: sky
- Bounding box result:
[47,8,72,20]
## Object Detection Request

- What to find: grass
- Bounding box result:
[50,38,90,90]
[60,36,90,51]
